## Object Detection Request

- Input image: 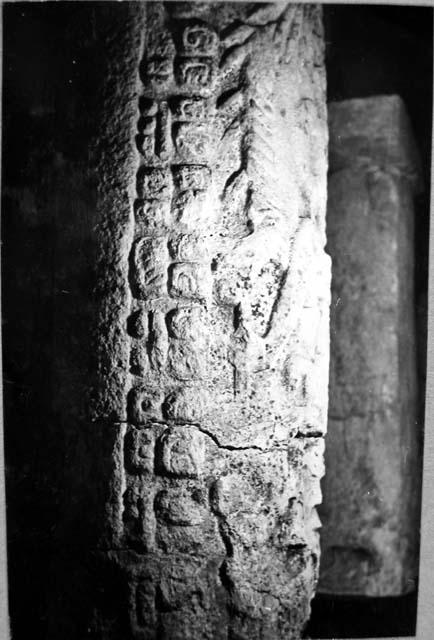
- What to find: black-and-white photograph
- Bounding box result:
[1,2,433,639]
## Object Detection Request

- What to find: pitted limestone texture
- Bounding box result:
[157,426,206,478]
[319,95,421,597]
[95,3,330,639]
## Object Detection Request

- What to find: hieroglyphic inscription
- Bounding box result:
[157,426,205,477]
[162,387,206,423]
[106,4,330,639]
[124,9,219,570]
[137,99,171,162]
[124,426,155,474]
[174,22,218,92]
[130,237,168,300]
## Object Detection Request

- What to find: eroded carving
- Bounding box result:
[150,30,176,57]
[143,57,173,87]
[171,96,207,120]
[129,342,148,377]
[171,189,209,226]
[180,23,219,56]
[168,262,207,301]
[157,426,205,477]
[134,198,171,233]
[157,562,203,612]
[173,122,210,159]
[130,237,168,301]
[168,233,208,262]
[123,477,156,551]
[162,387,206,423]
[137,166,172,200]
[113,4,329,638]
[154,487,207,526]
[166,305,206,340]
[168,340,207,381]
[172,164,211,191]
[136,579,157,629]
[128,386,163,424]
[148,310,169,371]
[175,57,215,89]
[127,309,148,339]
[124,426,155,474]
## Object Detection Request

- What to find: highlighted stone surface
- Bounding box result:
[94,3,330,638]
[319,95,421,596]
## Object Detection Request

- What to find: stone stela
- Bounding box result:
[92,3,331,639]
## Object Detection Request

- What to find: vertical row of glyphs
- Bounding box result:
[122,7,224,638]
[98,4,331,639]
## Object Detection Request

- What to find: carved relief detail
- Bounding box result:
[143,57,173,88]
[121,8,221,625]
[168,262,207,302]
[175,57,215,89]
[130,237,168,301]
[168,232,208,262]
[124,426,155,474]
[180,23,219,56]
[127,386,163,425]
[173,122,210,160]
[173,164,211,191]
[137,166,172,201]
[134,198,171,234]
[171,96,207,120]
[162,387,206,423]
[108,4,329,639]
[156,426,205,477]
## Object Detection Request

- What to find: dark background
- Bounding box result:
[307,5,433,638]
[2,3,432,639]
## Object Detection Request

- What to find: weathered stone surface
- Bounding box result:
[157,426,205,478]
[93,3,330,638]
[319,95,421,596]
